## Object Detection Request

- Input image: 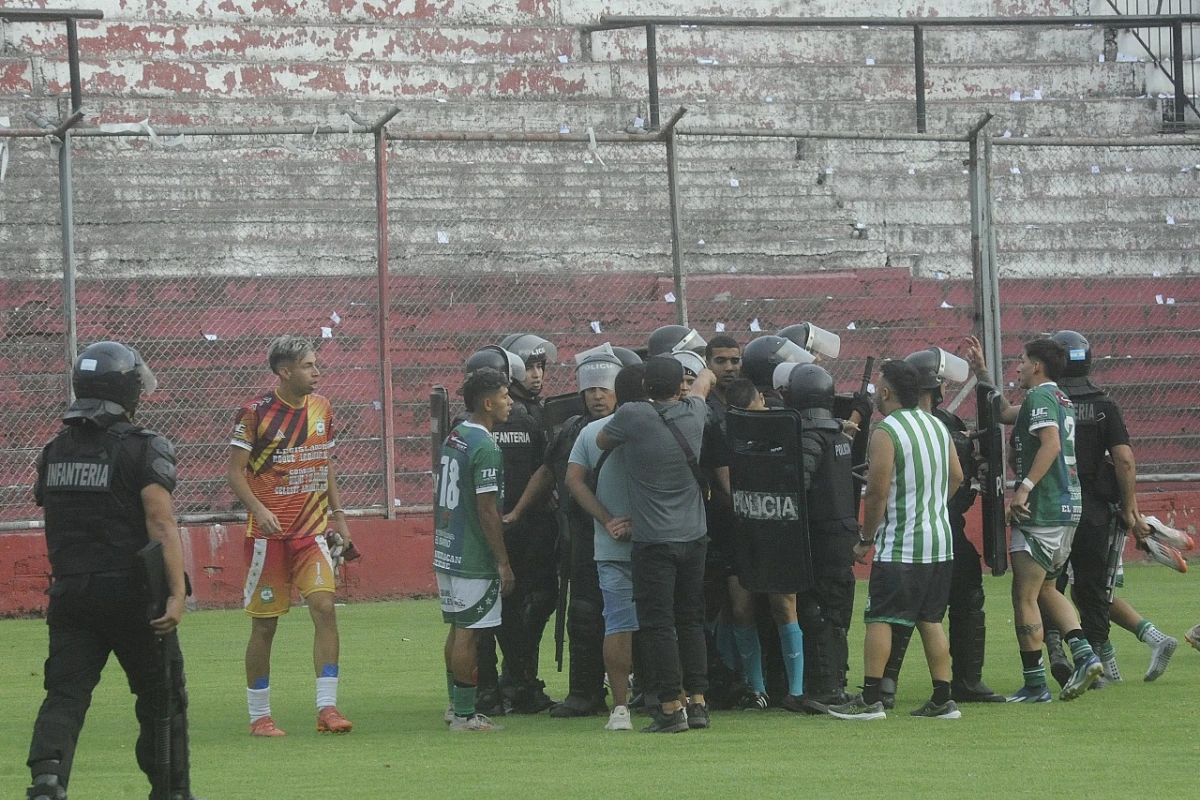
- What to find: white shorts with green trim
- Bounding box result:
[437,572,502,629]
[1011,524,1077,579]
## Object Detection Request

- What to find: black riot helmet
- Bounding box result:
[1051,330,1091,378]
[499,333,557,367]
[647,325,706,357]
[742,335,815,387]
[786,364,836,414]
[903,349,946,392]
[465,345,526,384]
[70,341,157,416]
[610,346,643,367]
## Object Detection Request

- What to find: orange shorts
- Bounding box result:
[243,536,335,618]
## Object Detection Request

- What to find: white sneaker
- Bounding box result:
[448,713,504,732]
[1145,635,1178,682]
[444,705,455,725]
[605,705,633,731]
[1145,516,1194,550]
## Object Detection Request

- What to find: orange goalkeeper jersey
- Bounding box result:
[231,392,336,539]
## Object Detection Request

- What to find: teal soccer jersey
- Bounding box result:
[433,421,504,579]
[1014,382,1083,527]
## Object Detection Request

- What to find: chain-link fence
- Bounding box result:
[989,139,1200,475]
[4,123,1199,523]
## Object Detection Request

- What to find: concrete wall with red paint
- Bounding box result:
[3,491,1197,616]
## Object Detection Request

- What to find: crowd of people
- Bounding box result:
[21,323,1196,797]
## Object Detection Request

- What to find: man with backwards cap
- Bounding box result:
[506,345,628,718]
[876,345,1005,707]
[464,335,558,715]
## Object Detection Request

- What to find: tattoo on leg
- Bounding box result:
[1016,623,1042,637]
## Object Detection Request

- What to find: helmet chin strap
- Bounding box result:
[62,397,133,427]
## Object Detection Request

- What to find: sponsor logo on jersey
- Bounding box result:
[733,490,801,521]
[44,461,111,489]
[260,587,275,603]
[316,419,326,436]
[1031,407,1049,420]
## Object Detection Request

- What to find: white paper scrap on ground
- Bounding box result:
[1009,91,1021,101]
[865,58,875,65]
[749,318,761,332]
[1156,295,1164,304]
[729,178,739,187]
[825,167,834,174]
[321,327,333,338]
[936,272,945,280]
[1098,54,1105,62]
[715,322,726,332]
[697,239,705,245]
[558,54,569,63]
[1167,216,1176,225]
[1153,271,1162,277]
[560,124,570,133]
[437,230,450,243]
[664,291,676,303]
[1091,165,1100,173]
[846,321,857,330]
[940,301,953,308]
[908,167,916,175]
[590,321,602,333]
[1033,89,1043,100]
[373,401,382,411]
[1011,166,1021,174]
[204,334,218,341]
[1167,298,1176,304]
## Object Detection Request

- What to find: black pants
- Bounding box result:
[565,524,606,701]
[1062,494,1113,650]
[27,574,189,797]
[798,529,857,696]
[632,538,709,706]
[478,514,557,688]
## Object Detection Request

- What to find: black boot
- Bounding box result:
[950,608,1005,702]
[27,774,67,800]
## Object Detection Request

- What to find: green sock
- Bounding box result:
[1066,636,1094,662]
[1100,641,1116,662]
[1020,650,1046,689]
[452,682,476,718]
[1135,620,1152,641]
[446,670,455,706]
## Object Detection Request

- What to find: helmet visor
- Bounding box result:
[935,348,970,383]
[671,328,708,355]
[577,358,622,392]
[575,342,615,365]
[672,351,706,377]
[773,361,799,392]
[774,339,817,366]
[129,348,158,396]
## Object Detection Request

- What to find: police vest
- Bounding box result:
[37,421,157,576]
[1058,381,1119,501]
[932,407,978,514]
[492,394,544,513]
[805,427,857,529]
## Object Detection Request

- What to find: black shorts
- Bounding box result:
[864,560,953,627]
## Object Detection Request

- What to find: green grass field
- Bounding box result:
[3,564,1198,799]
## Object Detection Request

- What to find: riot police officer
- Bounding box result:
[647,325,707,357]
[783,364,860,712]
[465,336,558,714]
[26,342,196,800]
[878,346,1005,707]
[742,335,815,406]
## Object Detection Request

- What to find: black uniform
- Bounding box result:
[544,412,607,710]
[27,414,191,799]
[796,416,858,700]
[1057,377,1130,651]
[475,384,557,705]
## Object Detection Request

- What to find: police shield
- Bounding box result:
[975,382,1008,577]
[725,408,813,594]
[430,385,450,475]
[542,391,586,435]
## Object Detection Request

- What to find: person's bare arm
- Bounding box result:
[325,458,352,546]
[853,428,894,564]
[227,447,281,535]
[142,483,187,634]
[688,368,718,399]
[503,464,555,526]
[1111,444,1150,539]
[966,334,1018,424]
[477,491,515,596]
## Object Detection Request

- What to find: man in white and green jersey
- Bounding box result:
[990,337,1097,703]
[826,360,964,721]
[434,367,515,732]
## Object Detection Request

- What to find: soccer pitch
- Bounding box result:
[3,564,1197,799]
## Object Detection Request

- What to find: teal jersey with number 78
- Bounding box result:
[433,421,504,578]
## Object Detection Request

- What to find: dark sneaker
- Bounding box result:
[686,703,711,729]
[878,677,897,710]
[1045,632,1072,690]
[824,694,887,721]
[475,686,505,717]
[549,693,606,718]
[738,690,769,711]
[1061,654,1102,701]
[509,681,556,714]
[27,774,67,800]
[779,694,805,713]
[951,679,1006,703]
[640,707,689,733]
[1005,684,1052,703]
[909,699,962,719]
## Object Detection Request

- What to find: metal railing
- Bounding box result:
[583,14,1200,132]
[1106,1,1200,123]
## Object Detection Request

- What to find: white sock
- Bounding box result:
[247,687,270,723]
[316,677,338,710]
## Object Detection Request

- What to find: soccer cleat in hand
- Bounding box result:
[1144,515,1194,551]
[325,530,362,569]
[1139,535,1188,573]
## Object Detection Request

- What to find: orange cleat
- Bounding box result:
[249,716,287,737]
[317,706,353,733]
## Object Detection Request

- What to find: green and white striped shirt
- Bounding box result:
[872,408,955,564]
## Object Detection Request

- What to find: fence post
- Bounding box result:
[58,130,78,403]
[646,24,661,131]
[967,114,1001,387]
[663,109,688,326]
[1171,20,1187,131]
[374,128,397,517]
[913,25,927,134]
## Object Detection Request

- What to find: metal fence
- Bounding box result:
[2,119,1198,525]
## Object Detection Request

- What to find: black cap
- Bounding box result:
[644,356,685,395]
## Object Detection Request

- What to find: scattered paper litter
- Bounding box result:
[590,321,602,334]
[664,291,676,303]
[749,318,761,332]
[321,327,333,339]
[204,334,218,341]
[715,322,726,332]
[729,178,739,187]
[940,301,953,309]
[846,322,857,330]
[330,312,341,324]
[437,230,450,243]
[558,54,569,63]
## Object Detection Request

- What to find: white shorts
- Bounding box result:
[436,573,502,629]
[1011,525,1077,579]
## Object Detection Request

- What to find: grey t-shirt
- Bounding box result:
[601,396,707,544]
[569,417,633,562]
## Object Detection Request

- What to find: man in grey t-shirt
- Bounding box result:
[597,356,716,733]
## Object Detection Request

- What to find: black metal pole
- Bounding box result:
[646,24,661,130]
[1172,20,1186,130]
[914,25,927,133]
[66,18,83,112]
